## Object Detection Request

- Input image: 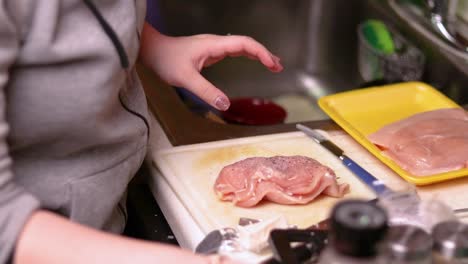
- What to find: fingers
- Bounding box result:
[211,35,283,73]
[180,70,230,111]
[183,35,282,111]
[162,34,282,111]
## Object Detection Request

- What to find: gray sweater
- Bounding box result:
[0,0,149,262]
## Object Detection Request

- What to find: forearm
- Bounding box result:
[139,22,167,70]
[14,210,208,264]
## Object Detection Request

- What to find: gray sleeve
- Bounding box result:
[0,3,41,263]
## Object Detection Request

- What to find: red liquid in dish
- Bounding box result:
[221,97,287,125]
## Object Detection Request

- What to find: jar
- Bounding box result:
[378,189,456,233]
[432,220,468,264]
[379,224,432,264]
[318,199,388,264]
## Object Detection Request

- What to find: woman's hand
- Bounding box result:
[139,23,283,111]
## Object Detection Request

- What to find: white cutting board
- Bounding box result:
[153,131,406,233]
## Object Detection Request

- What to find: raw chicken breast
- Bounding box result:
[368,108,468,176]
[214,155,349,208]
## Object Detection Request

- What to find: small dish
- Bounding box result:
[222,97,287,126]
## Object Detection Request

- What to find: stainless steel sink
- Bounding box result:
[149,0,468,124]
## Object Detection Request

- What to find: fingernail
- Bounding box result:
[214,96,230,111]
[274,55,281,65]
[272,57,283,71]
[270,55,282,68]
[270,54,277,64]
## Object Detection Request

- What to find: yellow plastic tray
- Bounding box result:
[318,82,468,185]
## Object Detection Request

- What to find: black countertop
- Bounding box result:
[123,163,179,246]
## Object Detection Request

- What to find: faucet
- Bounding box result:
[422,0,468,52]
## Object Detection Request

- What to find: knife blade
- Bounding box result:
[296,124,392,196]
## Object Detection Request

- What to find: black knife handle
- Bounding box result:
[321,140,344,157]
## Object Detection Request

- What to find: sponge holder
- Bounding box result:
[357,22,426,83]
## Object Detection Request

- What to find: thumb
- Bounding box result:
[179,70,230,111]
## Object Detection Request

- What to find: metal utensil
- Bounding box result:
[195,227,240,254]
[296,124,392,196]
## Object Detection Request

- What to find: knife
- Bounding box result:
[296,124,392,196]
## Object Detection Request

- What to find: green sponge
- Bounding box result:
[361,19,395,55]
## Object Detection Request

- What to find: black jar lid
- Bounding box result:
[432,220,468,259]
[329,199,388,257]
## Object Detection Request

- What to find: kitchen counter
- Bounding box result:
[145,111,468,252]
[136,64,468,253]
